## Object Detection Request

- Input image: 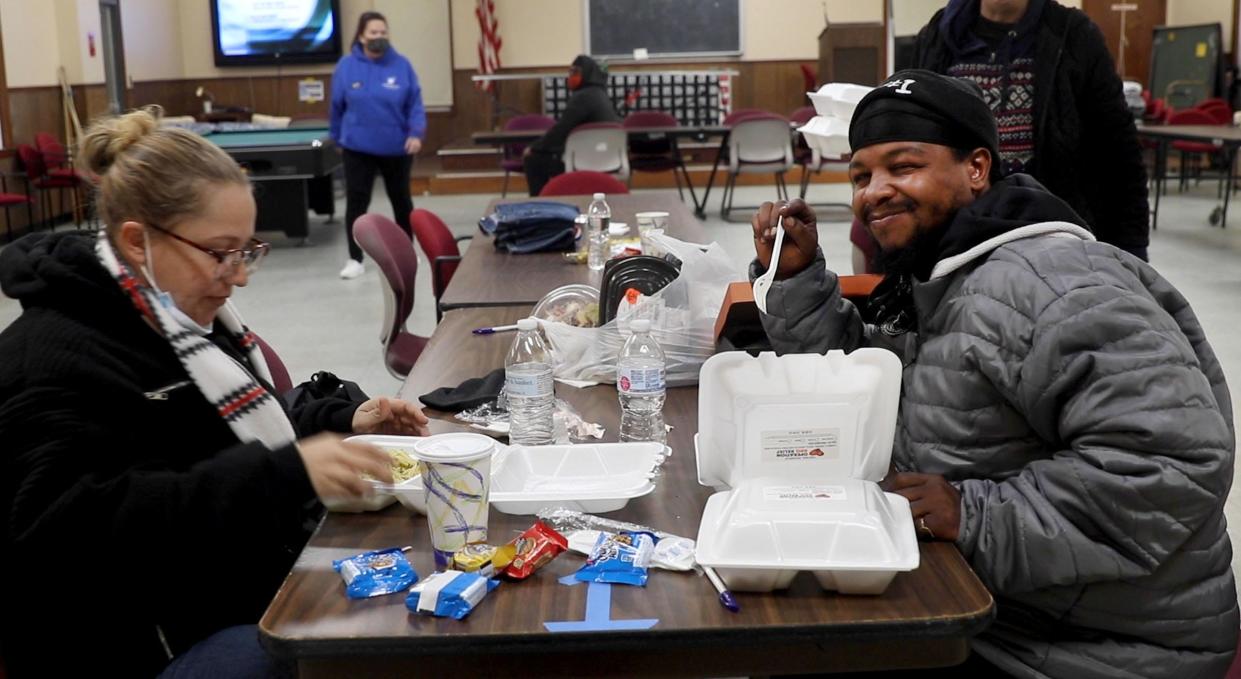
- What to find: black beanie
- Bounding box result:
[849,69,999,168]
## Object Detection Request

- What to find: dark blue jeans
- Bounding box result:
[158,625,293,679]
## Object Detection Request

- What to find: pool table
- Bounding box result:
[203,127,341,240]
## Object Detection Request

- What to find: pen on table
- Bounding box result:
[472,324,519,335]
[702,565,740,613]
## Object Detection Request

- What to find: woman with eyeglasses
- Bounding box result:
[0,107,430,678]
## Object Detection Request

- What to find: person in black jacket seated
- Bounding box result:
[523,54,621,196]
[0,107,431,678]
[910,0,1149,260]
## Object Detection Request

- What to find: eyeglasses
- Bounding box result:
[147,223,270,277]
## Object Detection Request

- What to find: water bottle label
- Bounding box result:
[506,370,552,397]
[617,366,665,394]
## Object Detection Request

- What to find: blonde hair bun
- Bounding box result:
[78,106,162,176]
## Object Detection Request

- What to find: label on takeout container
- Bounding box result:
[760,428,840,462]
[763,485,847,502]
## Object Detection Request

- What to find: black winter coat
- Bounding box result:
[0,232,358,677]
[529,54,620,154]
[914,0,1150,256]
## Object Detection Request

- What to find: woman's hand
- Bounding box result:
[880,472,962,541]
[297,433,393,500]
[352,397,431,436]
[405,137,422,155]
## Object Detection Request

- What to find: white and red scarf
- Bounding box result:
[95,233,297,449]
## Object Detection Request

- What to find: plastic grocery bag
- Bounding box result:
[539,232,737,387]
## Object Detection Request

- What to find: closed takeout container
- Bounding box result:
[693,349,919,595]
[490,441,669,514]
[807,82,873,119]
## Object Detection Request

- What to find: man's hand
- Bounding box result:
[752,198,819,279]
[405,137,422,155]
[297,433,393,501]
[880,472,962,541]
[352,397,431,436]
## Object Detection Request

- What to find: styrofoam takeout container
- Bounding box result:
[807,83,873,120]
[345,434,429,513]
[346,436,668,515]
[490,441,669,514]
[797,116,851,160]
[693,350,919,595]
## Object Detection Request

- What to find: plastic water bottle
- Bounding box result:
[587,192,611,271]
[617,319,666,443]
[505,318,555,445]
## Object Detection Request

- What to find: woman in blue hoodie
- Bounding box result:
[330,11,426,279]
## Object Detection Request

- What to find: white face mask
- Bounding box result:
[143,231,215,336]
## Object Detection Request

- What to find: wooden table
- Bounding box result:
[439,193,708,311]
[1136,122,1241,228]
[260,307,995,677]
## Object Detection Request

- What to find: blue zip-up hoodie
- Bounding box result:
[330,43,426,157]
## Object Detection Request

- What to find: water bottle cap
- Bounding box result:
[517,318,538,331]
[593,192,605,200]
[630,319,651,333]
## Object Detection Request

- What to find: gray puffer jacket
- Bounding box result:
[756,213,1237,677]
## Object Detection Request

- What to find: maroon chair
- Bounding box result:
[410,208,472,321]
[539,170,630,197]
[353,214,430,379]
[253,334,294,395]
[16,144,80,233]
[1167,109,1223,193]
[623,110,694,200]
[499,114,555,197]
[33,132,91,223]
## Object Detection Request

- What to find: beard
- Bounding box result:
[873,218,950,278]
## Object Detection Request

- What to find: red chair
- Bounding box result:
[353,213,430,379]
[800,64,818,93]
[623,110,693,200]
[33,132,91,223]
[252,334,294,395]
[1167,109,1223,192]
[16,144,81,233]
[539,170,630,197]
[1195,99,1232,124]
[499,114,554,197]
[410,208,472,321]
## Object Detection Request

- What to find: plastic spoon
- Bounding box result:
[752,214,786,314]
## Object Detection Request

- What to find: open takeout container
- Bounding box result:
[693,349,919,594]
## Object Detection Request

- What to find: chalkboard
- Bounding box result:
[587,0,741,58]
[1150,23,1222,110]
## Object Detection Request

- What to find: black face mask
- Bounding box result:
[366,37,389,54]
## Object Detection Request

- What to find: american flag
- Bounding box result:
[476,0,501,92]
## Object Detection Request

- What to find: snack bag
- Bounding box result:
[452,543,500,577]
[498,520,569,580]
[573,531,656,586]
[405,570,500,620]
[332,547,417,599]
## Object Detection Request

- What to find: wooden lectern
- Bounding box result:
[818,23,888,87]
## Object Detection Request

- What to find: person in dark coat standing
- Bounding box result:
[523,55,621,196]
[912,0,1150,260]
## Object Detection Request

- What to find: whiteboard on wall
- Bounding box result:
[375,0,453,109]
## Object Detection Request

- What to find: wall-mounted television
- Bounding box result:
[210,0,342,67]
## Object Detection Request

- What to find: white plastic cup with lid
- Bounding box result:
[634,211,670,236]
[412,432,497,568]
